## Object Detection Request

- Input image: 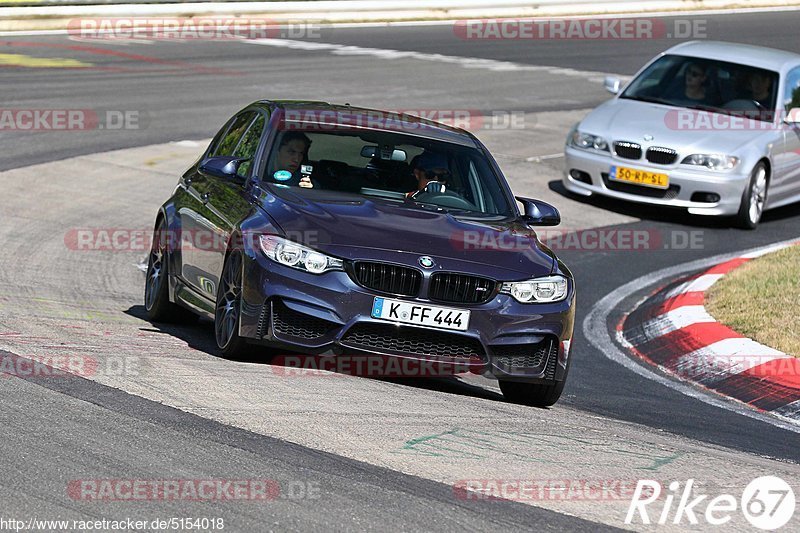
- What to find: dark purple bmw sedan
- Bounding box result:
[145,101,576,406]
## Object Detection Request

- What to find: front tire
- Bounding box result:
[500,355,571,407]
[735,162,768,229]
[500,379,566,407]
[215,249,249,358]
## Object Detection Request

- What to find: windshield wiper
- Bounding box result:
[359,187,406,201]
[621,95,676,107]
[683,103,730,115]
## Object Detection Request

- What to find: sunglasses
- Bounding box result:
[423,170,450,180]
[687,70,704,78]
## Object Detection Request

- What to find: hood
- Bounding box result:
[580,98,775,154]
[258,187,556,280]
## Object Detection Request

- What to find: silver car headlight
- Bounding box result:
[500,275,568,303]
[680,154,739,170]
[569,130,609,152]
[258,235,343,274]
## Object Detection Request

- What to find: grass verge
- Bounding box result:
[706,245,800,357]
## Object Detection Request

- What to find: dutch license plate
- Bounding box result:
[371,297,470,331]
[610,165,669,189]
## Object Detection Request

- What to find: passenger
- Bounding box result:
[406,151,450,198]
[269,132,314,188]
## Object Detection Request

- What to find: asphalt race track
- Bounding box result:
[1,9,799,531]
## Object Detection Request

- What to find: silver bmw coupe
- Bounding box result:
[564,41,800,228]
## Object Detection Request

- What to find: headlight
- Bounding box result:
[681,154,739,170]
[570,130,609,152]
[500,275,568,303]
[258,235,343,274]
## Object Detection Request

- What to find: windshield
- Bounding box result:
[260,127,514,216]
[621,54,779,121]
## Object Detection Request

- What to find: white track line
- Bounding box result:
[585,236,800,433]
[674,338,786,377]
[638,305,715,339]
[664,273,723,298]
[741,242,794,258]
[244,38,617,80]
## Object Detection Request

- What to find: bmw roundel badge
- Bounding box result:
[418,256,435,268]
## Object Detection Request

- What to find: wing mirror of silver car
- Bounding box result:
[604,76,622,95]
[516,196,561,226]
[783,108,800,125]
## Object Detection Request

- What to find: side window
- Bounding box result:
[207,117,234,157]
[232,114,265,177]
[213,111,256,157]
[784,67,800,114]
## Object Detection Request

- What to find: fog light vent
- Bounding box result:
[569,169,592,184]
[690,192,721,203]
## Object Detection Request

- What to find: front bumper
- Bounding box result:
[239,252,575,384]
[563,145,750,216]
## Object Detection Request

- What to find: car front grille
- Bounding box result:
[613,141,642,160]
[341,323,485,360]
[491,337,556,371]
[350,261,421,297]
[601,173,681,200]
[646,146,678,165]
[429,272,496,304]
[269,300,338,340]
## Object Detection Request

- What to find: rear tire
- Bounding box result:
[734,162,768,229]
[144,219,197,323]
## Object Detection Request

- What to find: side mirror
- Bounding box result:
[199,156,249,182]
[783,108,800,125]
[604,76,621,95]
[516,196,561,226]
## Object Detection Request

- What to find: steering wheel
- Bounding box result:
[410,181,477,210]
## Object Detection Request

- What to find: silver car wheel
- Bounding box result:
[748,166,767,225]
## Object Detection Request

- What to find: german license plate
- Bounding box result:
[610,165,669,189]
[371,297,470,331]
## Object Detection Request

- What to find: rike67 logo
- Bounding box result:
[626,477,796,530]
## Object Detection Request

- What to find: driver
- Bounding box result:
[747,71,774,109]
[268,131,314,188]
[406,151,450,198]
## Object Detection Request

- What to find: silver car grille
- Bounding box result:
[646,146,678,165]
[614,141,679,165]
[613,141,642,160]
